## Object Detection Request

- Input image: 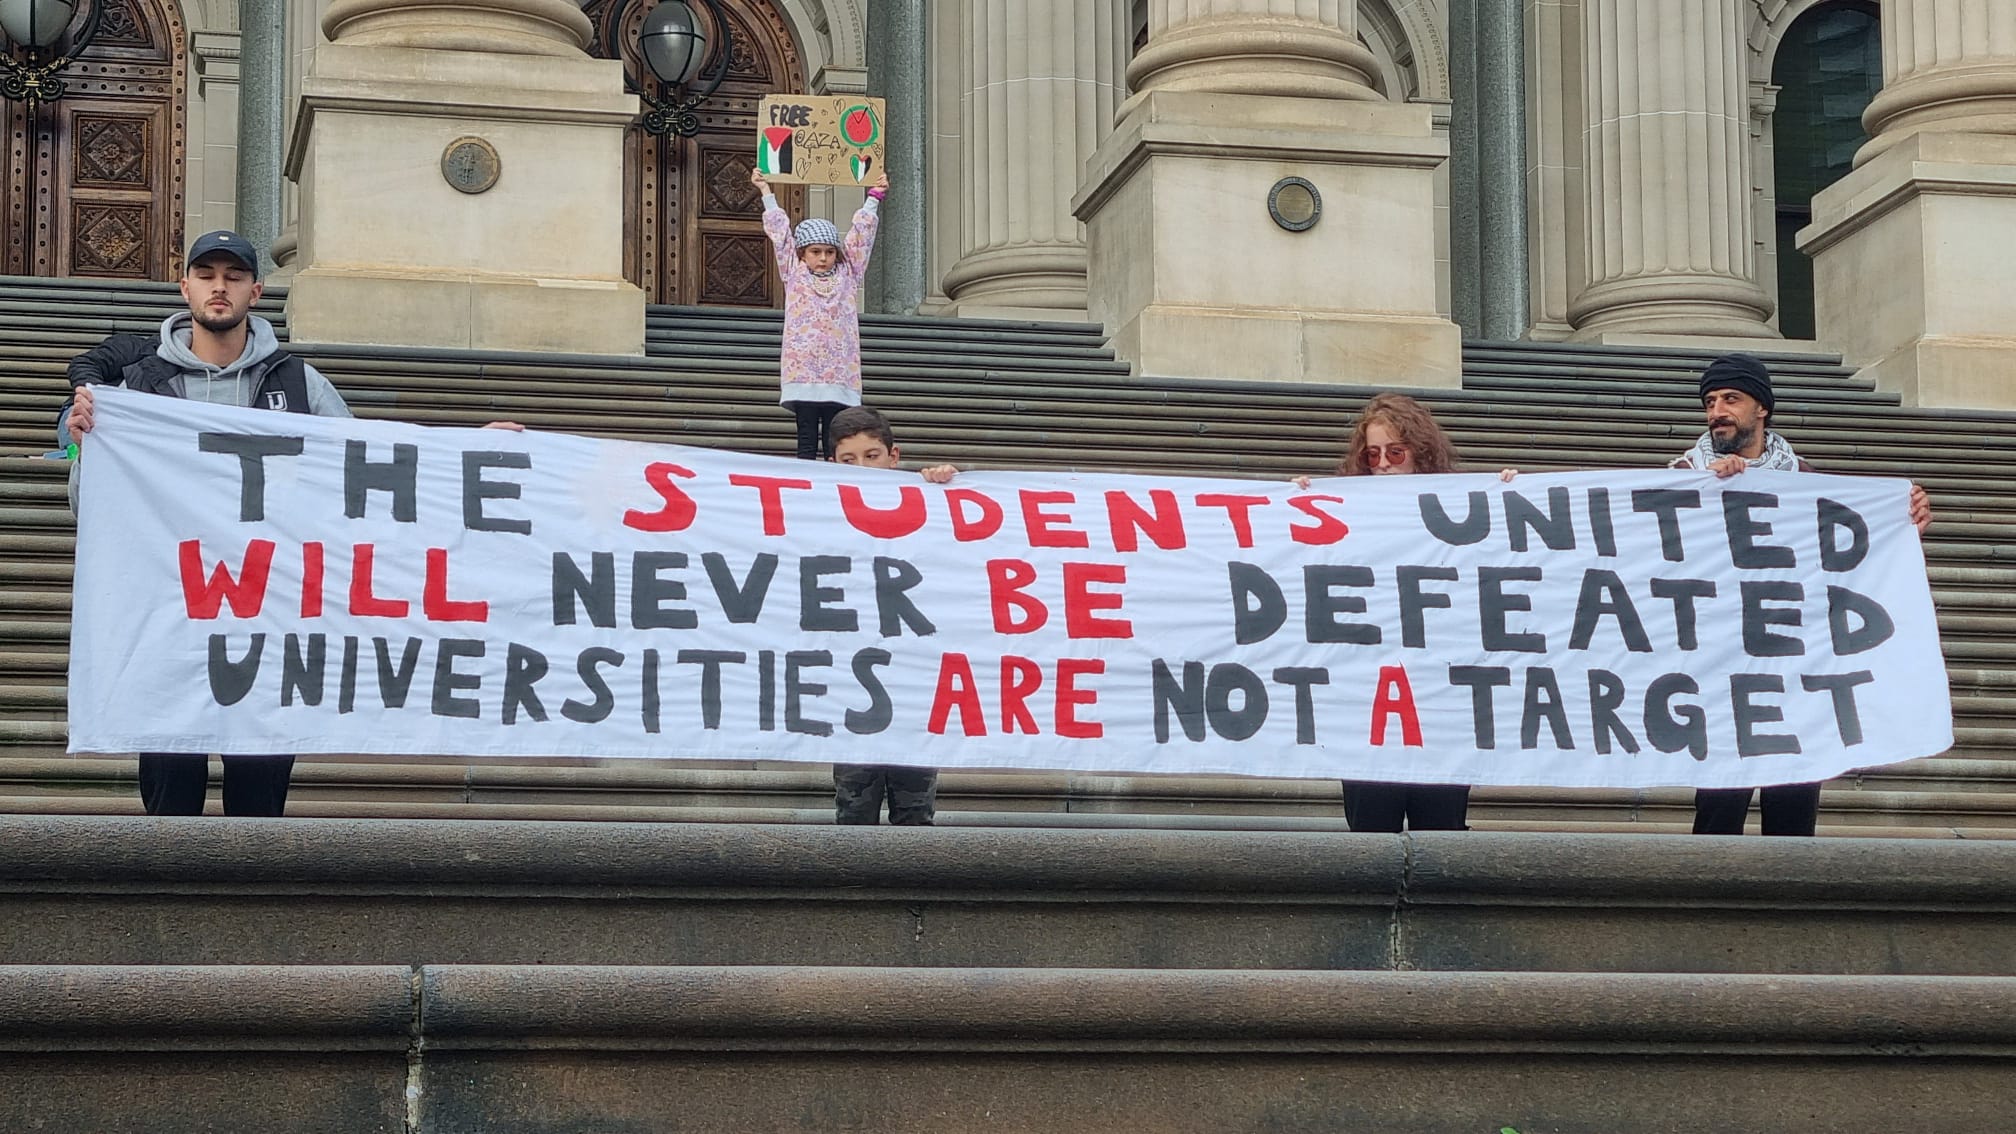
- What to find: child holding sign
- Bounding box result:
[752,168,890,461]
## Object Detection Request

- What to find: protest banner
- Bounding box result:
[754,95,885,185]
[67,387,1952,788]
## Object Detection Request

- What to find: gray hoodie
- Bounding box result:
[58,311,350,445]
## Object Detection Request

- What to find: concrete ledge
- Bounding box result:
[4,818,2014,973]
[0,965,413,1042]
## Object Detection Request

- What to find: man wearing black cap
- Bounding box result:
[1673,353,1932,835]
[59,229,350,818]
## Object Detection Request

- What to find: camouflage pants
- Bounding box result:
[833,764,939,825]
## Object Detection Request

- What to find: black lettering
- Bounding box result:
[1305,564,1380,645]
[432,639,486,719]
[676,649,744,730]
[1724,490,1795,569]
[344,440,418,522]
[375,637,423,709]
[552,551,616,628]
[1649,578,1717,651]
[1588,670,1639,754]
[846,649,894,735]
[758,650,776,732]
[1731,674,1800,756]
[1479,566,1546,652]
[1569,569,1653,652]
[632,551,698,630]
[338,636,360,714]
[1741,580,1806,658]
[1633,489,1701,562]
[280,632,325,707]
[641,649,660,734]
[785,650,834,737]
[1153,659,1207,743]
[1505,487,1576,552]
[1272,666,1330,746]
[462,451,532,535]
[1396,565,1458,648]
[1420,490,1491,545]
[800,555,857,633]
[207,633,264,706]
[198,433,303,522]
[1644,673,1707,761]
[1228,562,1287,645]
[1520,667,1572,750]
[1802,670,1875,746]
[503,643,549,725]
[1588,488,1618,558]
[1817,498,1870,572]
[561,647,622,724]
[872,557,936,637]
[1827,586,1896,655]
[1448,665,1512,749]
[702,552,778,624]
[1205,663,1268,741]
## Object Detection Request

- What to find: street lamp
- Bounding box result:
[0,0,101,105]
[607,0,732,138]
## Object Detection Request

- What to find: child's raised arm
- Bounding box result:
[752,169,798,278]
[844,172,888,278]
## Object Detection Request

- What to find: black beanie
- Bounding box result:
[1699,353,1773,413]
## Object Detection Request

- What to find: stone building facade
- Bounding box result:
[4,0,2012,400]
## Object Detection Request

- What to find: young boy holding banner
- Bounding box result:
[825,405,955,824]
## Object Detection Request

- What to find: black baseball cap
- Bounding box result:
[186,230,260,276]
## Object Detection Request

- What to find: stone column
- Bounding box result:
[1476,0,1530,341]
[864,0,926,315]
[283,0,645,354]
[1566,0,1777,340]
[234,0,285,273]
[1073,0,1461,385]
[1800,0,2016,407]
[938,0,1130,319]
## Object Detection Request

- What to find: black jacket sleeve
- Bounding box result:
[66,333,155,390]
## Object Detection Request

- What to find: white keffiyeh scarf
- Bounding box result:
[1677,429,1801,471]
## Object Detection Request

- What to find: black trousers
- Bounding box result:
[1692,782,1821,836]
[139,753,296,817]
[833,764,939,825]
[786,400,844,461]
[1342,781,1470,833]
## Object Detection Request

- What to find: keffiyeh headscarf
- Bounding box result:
[1679,429,1802,471]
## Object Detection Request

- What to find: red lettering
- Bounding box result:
[1055,658,1105,739]
[1370,664,1423,747]
[1105,490,1187,552]
[1288,494,1350,546]
[987,559,1047,634]
[423,548,489,622]
[349,544,410,618]
[300,541,324,618]
[1195,493,1271,549]
[623,462,698,532]
[838,483,927,539]
[1000,656,1043,734]
[178,539,274,620]
[1062,562,1131,639]
[728,474,814,537]
[1020,490,1090,548]
[946,489,1005,542]
[927,653,987,736]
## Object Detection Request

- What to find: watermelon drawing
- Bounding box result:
[840,104,880,148]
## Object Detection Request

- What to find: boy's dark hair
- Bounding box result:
[827,405,897,455]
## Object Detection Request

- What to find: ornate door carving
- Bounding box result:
[586,0,806,306]
[0,0,186,279]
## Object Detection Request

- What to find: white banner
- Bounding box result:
[67,387,1952,788]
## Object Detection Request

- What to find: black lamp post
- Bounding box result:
[608,0,731,137]
[0,0,100,106]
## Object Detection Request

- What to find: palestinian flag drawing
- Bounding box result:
[759,126,795,175]
[850,154,874,183]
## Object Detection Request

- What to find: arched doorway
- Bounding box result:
[0,0,186,279]
[584,0,807,307]
[1770,0,1881,340]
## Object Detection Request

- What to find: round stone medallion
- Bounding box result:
[441,137,502,195]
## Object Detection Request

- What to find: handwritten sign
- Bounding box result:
[755,95,886,186]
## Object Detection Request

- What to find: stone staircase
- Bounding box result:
[3,815,2014,1132]
[1,276,2011,833]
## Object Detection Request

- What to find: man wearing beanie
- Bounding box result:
[1672,353,1932,835]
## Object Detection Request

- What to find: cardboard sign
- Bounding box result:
[755,95,886,186]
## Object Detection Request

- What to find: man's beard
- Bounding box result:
[194,309,247,334]
[1709,422,1757,455]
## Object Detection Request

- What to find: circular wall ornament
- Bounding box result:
[1268,176,1321,232]
[441,137,502,195]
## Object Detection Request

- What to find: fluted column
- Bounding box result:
[939,0,1130,317]
[1858,0,2016,161]
[1566,0,1776,340]
[1128,0,1380,101]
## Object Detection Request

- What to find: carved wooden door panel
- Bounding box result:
[0,0,185,279]
[589,0,805,306]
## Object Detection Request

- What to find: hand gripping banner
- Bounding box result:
[67,388,1953,788]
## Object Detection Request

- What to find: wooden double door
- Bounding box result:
[586,0,807,307]
[0,0,184,279]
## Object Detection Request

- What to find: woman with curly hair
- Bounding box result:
[1323,392,1511,833]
